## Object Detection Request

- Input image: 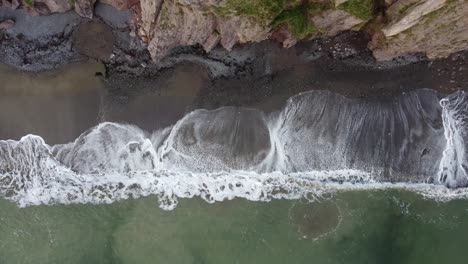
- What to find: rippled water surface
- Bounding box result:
[1,190,468,264]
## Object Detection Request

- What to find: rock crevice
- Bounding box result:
[1,0,468,63]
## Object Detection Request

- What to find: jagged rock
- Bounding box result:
[217,15,270,50]
[74,0,96,18]
[35,0,72,13]
[139,0,163,38]
[2,0,374,62]
[383,0,420,21]
[312,9,364,36]
[4,0,465,63]
[202,32,220,52]
[334,0,349,6]
[34,2,52,14]
[270,24,297,48]
[0,19,15,29]
[1,0,20,9]
[142,0,272,61]
[146,0,216,61]
[383,0,447,37]
[17,0,89,16]
[374,0,468,60]
[99,0,130,10]
[139,0,373,62]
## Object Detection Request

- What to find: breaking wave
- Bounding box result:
[0,89,467,210]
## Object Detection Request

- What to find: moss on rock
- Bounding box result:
[213,0,366,40]
[272,2,329,39]
[23,0,33,6]
[338,0,373,20]
[213,0,287,23]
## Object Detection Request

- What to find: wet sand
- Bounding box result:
[0,61,104,144]
[0,61,207,144]
[0,46,467,144]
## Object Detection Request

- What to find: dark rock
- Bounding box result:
[74,0,96,18]
[0,18,14,29]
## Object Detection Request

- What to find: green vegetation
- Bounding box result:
[159,7,175,31]
[398,3,415,15]
[424,0,457,22]
[272,2,328,39]
[338,0,373,20]
[272,7,315,38]
[213,0,287,23]
[23,0,33,6]
[212,0,333,39]
[307,1,329,15]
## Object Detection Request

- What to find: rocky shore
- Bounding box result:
[0,0,467,100]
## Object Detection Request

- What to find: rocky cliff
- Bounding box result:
[0,0,467,62]
[373,0,468,60]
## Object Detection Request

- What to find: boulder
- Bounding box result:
[1,0,20,9]
[0,19,15,30]
[35,0,72,13]
[74,0,97,18]
[202,32,221,52]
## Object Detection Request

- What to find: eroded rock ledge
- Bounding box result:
[1,0,467,65]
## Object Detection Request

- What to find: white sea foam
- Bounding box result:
[0,89,467,210]
[438,91,468,187]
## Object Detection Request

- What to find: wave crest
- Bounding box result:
[1,89,467,209]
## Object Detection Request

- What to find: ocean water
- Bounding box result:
[1,190,468,264]
[0,88,467,262]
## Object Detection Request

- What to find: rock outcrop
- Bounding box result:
[372,0,468,60]
[35,0,72,13]
[137,0,368,61]
[74,0,97,18]
[1,0,20,9]
[1,0,467,63]
[0,0,104,17]
[0,18,14,29]
[137,0,275,61]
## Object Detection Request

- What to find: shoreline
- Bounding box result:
[1,4,467,99]
[2,56,465,143]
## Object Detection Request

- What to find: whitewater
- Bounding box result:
[0,89,466,210]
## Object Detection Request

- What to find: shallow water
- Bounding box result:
[1,190,468,263]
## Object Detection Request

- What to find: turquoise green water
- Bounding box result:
[1,190,468,264]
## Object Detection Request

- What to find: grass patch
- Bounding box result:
[272,7,314,38]
[338,0,373,20]
[271,2,328,39]
[212,0,332,39]
[398,3,415,15]
[159,7,175,30]
[212,0,287,23]
[24,0,33,6]
[423,0,457,24]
